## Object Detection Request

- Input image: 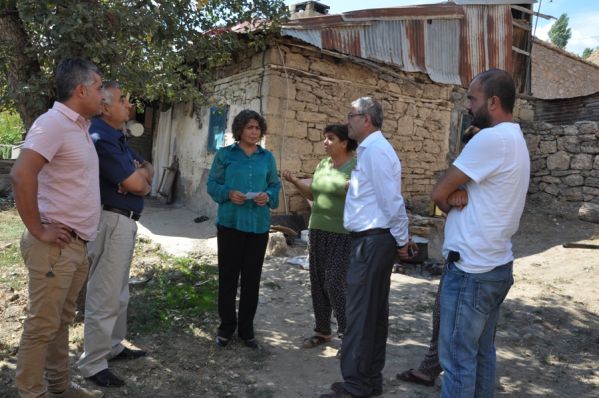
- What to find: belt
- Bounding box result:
[349,228,390,238]
[102,205,141,221]
[70,230,88,244]
[447,250,461,262]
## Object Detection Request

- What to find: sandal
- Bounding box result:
[396,369,435,387]
[302,334,332,348]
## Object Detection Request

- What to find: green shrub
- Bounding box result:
[0,111,24,145]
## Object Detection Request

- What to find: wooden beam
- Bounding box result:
[512,46,530,57]
[511,4,556,20]
[512,19,531,31]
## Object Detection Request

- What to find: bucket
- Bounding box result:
[300,230,309,243]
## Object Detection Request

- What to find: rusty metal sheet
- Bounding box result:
[360,20,405,68]
[460,4,514,85]
[281,28,322,48]
[425,19,462,85]
[454,0,535,4]
[281,3,521,89]
[321,27,362,57]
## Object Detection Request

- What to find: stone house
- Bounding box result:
[531,37,599,99]
[149,1,538,220]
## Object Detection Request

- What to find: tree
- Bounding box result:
[548,13,572,49]
[0,0,289,130]
[582,46,598,59]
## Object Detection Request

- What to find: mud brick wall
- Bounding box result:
[262,42,462,215]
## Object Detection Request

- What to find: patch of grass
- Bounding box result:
[129,252,218,334]
[0,209,24,242]
[0,208,25,290]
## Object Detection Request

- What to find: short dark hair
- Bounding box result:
[351,97,383,129]
[232,109,267,141]
[55,58,101,102]
[324,124,357,152]
[473,68,516,113]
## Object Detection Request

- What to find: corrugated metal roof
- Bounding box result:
[454,0,535,4]
[282,3,524,88]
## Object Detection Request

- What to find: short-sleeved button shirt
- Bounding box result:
[89,118,145,214]
[21,102,101,241]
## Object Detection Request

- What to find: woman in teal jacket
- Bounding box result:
[207,109,281,349]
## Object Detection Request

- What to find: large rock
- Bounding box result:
[571,154,593,170]
[578,202,599,224]
[546,151,570,171]
[564,174,584,187]
[266,232,288,257]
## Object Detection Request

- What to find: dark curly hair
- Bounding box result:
[324,124,357,152]
[232,110,267,141]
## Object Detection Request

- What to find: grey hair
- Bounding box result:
[101,81,121,105]
[351,97,383,128]
[55,58,101,102]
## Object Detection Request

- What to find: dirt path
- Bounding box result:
[1,208,598,397]
[239,209,599,397]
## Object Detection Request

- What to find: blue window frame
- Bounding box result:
[207,106,229,152]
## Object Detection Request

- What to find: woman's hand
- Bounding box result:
[228,190,247,205]
[282,170,297,184]
[254,192,269,206]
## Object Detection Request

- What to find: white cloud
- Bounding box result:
[534,12,599,56]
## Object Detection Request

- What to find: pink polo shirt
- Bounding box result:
[22,102,101,241]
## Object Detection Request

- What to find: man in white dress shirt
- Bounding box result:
[320,97,413,398]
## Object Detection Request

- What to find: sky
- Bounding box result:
[284,0,599,56]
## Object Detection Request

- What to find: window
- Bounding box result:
[207,106,229,152]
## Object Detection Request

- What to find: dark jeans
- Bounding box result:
[340,232,396,396]
[216,225,269,341]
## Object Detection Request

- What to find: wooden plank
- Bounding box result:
[512,46,530,56]
[512,19,531,31]
[511,4,555,20]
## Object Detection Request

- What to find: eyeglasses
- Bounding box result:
[347,112,365,119]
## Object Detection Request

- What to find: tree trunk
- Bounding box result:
[0,5,50,131]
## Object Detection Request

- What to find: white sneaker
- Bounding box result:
[49,382,104,398]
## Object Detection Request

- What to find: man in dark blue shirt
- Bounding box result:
[77,81,153,388]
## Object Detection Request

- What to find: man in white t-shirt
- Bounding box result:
[431,69,530,398]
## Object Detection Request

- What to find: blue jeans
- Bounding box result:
[439,261,513,398]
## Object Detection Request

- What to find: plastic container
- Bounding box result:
[300,229,309,243]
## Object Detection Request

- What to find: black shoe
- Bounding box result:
[331,381,381,397]
[215,336,229,347]
[243,338,259,349]
[110,347,146,361]
[87,369,125,388]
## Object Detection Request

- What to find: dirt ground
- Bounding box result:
[1,203,599,397]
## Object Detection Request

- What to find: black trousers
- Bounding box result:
[216,225,269,341]
[340,232,396,396]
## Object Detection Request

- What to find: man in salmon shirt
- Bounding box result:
[10,58,104,398]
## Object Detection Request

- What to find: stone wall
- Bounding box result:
[524,120,599,207]
[531,38,599,99]
[262,41,464,215]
